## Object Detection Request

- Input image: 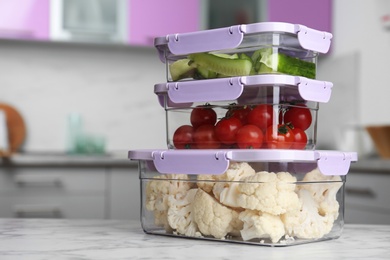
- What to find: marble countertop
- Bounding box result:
[0,219,389,260]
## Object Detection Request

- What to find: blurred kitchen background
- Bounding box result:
[0,0,389,223]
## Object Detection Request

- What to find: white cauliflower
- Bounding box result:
[212,162,256,208]
[239,210,285,243]
[281,189,335,239]
[197,162,255,197]
[299,168,343,221]
[192,188,243,239]
[145,174,193,230]
[167,189,202,237]
[236,171,300,215]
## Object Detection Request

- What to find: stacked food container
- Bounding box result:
[129,22,358,246]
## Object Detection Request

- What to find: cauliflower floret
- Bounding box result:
[192,188,243,239]
[145,174,193,230]
[237,171,300,215]
[299,168,343,221]
[281,189,335,239]
[239,210,285,243]
[197,162,255,197]
[212,162,256,207]
[167,189,202,237]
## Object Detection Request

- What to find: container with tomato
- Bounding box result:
[154,22,332,82]
[155,75,333,150]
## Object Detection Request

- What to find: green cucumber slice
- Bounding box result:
[240,53,256,75]
[257,62,274,74]
[259,48,316,79]
[169,59,197,81]
[213,53,239,59]
[196,66,218,79]
[189,53,252,77]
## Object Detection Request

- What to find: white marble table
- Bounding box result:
[0,219,389,260]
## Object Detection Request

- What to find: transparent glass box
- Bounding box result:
[155,75,333,150]
[129,149,357,247]
[154,22,332,82]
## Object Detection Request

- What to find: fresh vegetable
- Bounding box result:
[211,162,256,208]
[239,210,285,243]
[288,125,308,150]
[283,104,312,131]
[190,105,217,129]
[257,48,316,79]
[167,189,201,237]
[247,104,274,132]
[192,188,243,239]
[235,125,264,149]
[145,174,194,232]
[215,117,242,145]
[236,171,300,215]
[265,124,294,149]
[169,59,196,81]
[193,124,220,149]
[173,125,194,149]
[226,105,251,125]
[145,162,343,243]
[188,53,252,77]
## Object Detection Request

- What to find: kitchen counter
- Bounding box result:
[0,153,136,167]
[0,219,389,259]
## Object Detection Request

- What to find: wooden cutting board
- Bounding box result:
[0,103,26,155]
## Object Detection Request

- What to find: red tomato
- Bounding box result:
[290,127,308,150]
[265,124,294,149]
[193,125,221,149]
[190,105,217,129]
[226,106,251,125]
[283,104,312,131]
[215,117,242,145]
[236,125,264,149]
[247,104,274,132]
[173,125,194,149]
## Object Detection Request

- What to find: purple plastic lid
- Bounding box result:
[128,149,357,176]
[154,22,332,62]
[154,75,333,107]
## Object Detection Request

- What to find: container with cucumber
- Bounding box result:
[168,48,316,81]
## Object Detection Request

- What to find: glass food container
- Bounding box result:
[129,149,357,247]
[154,22,332,82]
[154,74,333,150]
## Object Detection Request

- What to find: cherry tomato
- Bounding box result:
[247,104,274,132]
[190,105,217,129]
[236,125,264,149]
[283,104,312,131]
[173,125,194,149]
[226,106,251,125]
[193,125,221,149]
[289,127,308,150]
[265,124,294,149]
[215,117,242,145]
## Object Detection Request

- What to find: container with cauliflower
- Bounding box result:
[155,75,333,150]
[129,149,357,247]
[154,22,332,82]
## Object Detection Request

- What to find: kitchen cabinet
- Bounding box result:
[0,167,107,219]
[267,0,332,32]
[345,172,390,225]
[108,167,140,220]
[0,0,50,41]
[128,0,200,46]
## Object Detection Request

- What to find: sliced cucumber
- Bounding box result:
[213,53,239,59]
[257,62,274,74]
[169,59,197,81]
[259,48,316,79]
[189,53,252,77]
[196,66,218,79]
[240,53,256,75]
